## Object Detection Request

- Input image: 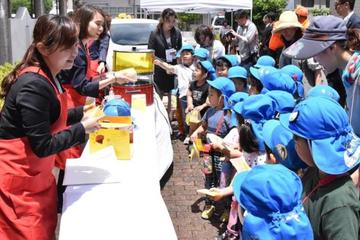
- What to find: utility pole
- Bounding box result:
[0,0,12,64]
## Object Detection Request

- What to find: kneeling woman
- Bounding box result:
[0,15,100,239]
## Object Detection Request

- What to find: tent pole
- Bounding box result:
[231,11,233,29]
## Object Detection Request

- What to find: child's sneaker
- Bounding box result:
[201,205,215,220]
[215,231,239,240]
[183,137,190,145]
[219,210,229,223]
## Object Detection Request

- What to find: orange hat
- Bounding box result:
[295,5,308,17]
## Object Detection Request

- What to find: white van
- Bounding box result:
[106,18,158,71]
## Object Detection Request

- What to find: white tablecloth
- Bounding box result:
[59,103,177,240]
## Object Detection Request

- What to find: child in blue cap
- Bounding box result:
[215,55,240,77]
[185,60,215,143]
[213,92,249,156]
[227,66,248,92]
[248,66,277,95]
[280,96,360,239]
[154,44,194,137]
[263,119,308,171]
[190,77,236,220]
[237,94,276,167]
[232,164,314,240]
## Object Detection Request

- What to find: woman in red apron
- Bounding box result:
[0,15,101,240]
[57,5,121,165]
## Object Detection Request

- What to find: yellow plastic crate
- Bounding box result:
[89,116,132,160]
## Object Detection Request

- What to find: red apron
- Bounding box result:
[58,44,98,167]
[63,44,98,109]
[0,67,68,240]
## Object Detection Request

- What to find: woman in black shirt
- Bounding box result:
[0,15,100,240]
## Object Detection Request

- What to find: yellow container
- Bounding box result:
[112,50,155,74]
[89,116,132,160]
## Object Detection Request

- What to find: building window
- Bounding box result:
[301,0,315,7]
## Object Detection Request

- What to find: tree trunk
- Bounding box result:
[34,0,44,17]
[0,0,12,64]
[59,0,67,16]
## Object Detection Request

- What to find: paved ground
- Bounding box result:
[161,139,227,240]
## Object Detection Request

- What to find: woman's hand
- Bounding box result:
[97,62,106,74]
[114,68,137,84]
[81,107,103,134]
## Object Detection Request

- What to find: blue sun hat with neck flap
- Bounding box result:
[280,96,360,174]
[224,92,249,111]
[307,85,340,102]
[228,66,248,80]
[262,71,297,95]
[194,47,210,61]
[266,90,296,114]
[217,54,240,67]
[249,66,277,82]
[232,164,314,240]
[207,77,236,98]
[199,60,216,80]
[254,55,276,68]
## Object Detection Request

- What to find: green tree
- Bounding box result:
[177,13,202,31]
[252,0,287,28]
[310,8,330,16]
[11,0,53,15]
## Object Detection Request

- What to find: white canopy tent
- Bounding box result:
[140,0,253,13]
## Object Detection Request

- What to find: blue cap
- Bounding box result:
[199,60,216,80]
[233,164,313,240]
[254,55,275,68]
[218,55,240,67]
[228,66,248,79]
[240,94,276,122]
[224,92,249,110]
[178,44,194,55]
[307,85,340,102]
[266,90,296,114]
[194,47,209,60]
[263,119,308,170]
[283,15,347,60]
[280,97,360,174]
[249,66,277,81]
[262,71,297,95]
[240,95,277,152]
[103,98,131,116]
[281,64,303,82]
[207,77,236,98]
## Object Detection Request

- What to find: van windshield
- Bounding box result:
[111,23,158,45]
[213,17,225,26]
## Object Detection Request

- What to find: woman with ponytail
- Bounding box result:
[0,15,100,239]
